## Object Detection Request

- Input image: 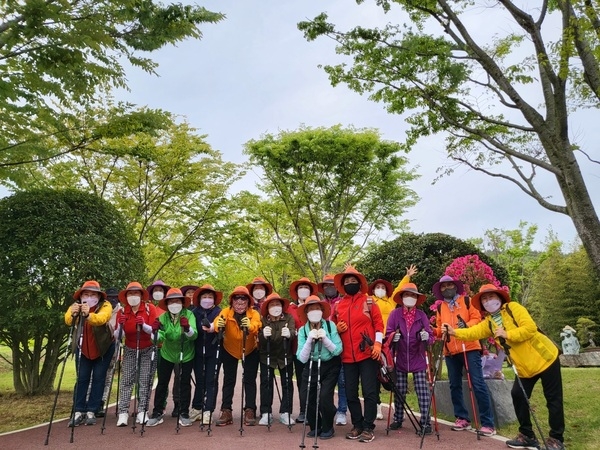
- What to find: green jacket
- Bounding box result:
[454,302,558,378]
[157,309,197,363]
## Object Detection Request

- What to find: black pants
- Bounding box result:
[344,358,379,431]
[152,357,193,416]
[301,355,341,433]
[260,361,294,414]
[220,349,259,411]
[192,352,219,412]
[512,357,565,442]
[293,354,306,414]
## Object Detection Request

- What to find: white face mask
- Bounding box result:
[127,295,141,307]
[200,297,214,309]
[483,299,502,313]
[152,291,164,301]
[307,309,323,323]
[252,288,266,300]
[374,288,387,298]
[269,305,282,317]
[168,302,183,315]
[297,287,311,300]
[402,296,417,308]
[83,296,99,308]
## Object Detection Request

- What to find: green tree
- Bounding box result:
[0,189,144,394]
[298,1,600,278]
[243,125,418,281]
[0,0,224,167]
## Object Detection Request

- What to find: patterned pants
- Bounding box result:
[393,370,431,427]
[118,346,154,414]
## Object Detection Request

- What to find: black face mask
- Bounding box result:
[324,286,338,298]
[442,288,457,300]
[344,283,361,295]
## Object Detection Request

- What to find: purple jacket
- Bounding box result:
[385,308,434,373]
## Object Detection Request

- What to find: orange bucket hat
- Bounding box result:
[229,285,254,307]
[392,283,427,307]
[73,280,106,301]
[297,295,331,324]
[192,284,223,307]
[245,277,273,296]
[471,284,511,312]
[118,281,149,304]
[289,277,318,300]
[368,279,393,297]
[158,287,190,310]
[260,292,290,318]
[317,274,336,294]
[334,265,368,295]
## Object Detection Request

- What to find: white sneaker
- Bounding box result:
[117,412,129,427]
[279,412,295,425]
[202,411,212,425]
[136,411,148,424]
[376,404,384,420]
[189,408,202,422]
[258,413,272,426]
[335,412,347,425]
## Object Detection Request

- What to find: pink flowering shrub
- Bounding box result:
[445,254,508,296]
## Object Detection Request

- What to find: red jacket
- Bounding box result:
[116,302,158,350]
[331,292,384,363]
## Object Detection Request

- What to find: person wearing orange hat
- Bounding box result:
[246,277,273,310]
[296,295,342,440]
[257,292,296,426]
[114,282,158,427]
[145,288,197,428]
[288,276,318,424]
[212,286,262,427]
[65,281,115,427]
[386,282,434,433]
[189,284,223,425]
[444,284,565,450]
[331,265,384,443]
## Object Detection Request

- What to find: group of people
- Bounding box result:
[63,265,566,449]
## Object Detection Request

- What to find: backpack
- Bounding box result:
[377,338,396,391]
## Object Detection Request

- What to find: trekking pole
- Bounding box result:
[457,315,480,440]
[140,327,160,437]
[132,322,142,433]
[386,334,398,436]
[206,321,224,436]
[420,329,448,450]
[239,323,248,436]
[69,314,86,443]
[312,338,323,450]
[44,319,76,445]
[299,338,317,449]
[424,348,439,440]
[176,332,184,434]
[266,335,273,431]
[101,322,124,434]
[498,337,549,450]
[199,319,207,431]
[283,333,293,431]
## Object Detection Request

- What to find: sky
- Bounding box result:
[113,0,600,250]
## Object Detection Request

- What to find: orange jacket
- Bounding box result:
[213,306,261,359]
[434,296,482,355]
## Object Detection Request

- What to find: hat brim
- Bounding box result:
[297,299,331,324]
[118,287,149,304]
[334,272,368,295]
[471,289,511,312]
[289,279,318,300]
[245,282,273,297]
[432,279,465,300]
[368,279,393,297]
[158,294,190,311]
[147,282,171,293]
[74,286,106,301]
[192,287,223,307]
[392,290,427,307]
[260,296,290,317]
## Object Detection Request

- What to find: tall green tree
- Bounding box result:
[298,1,600,278]
[243,125,418,281]
[0,0,224,167]
[0,189,144,394]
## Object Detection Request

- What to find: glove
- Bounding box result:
[371,341,382,360]
[281,326,291,338]
[308,329,319,340]
[135,315,144,326]
[392,331,401,343]
[118,314,127,325]
[263,326,272,338]
[180,317,190,332]
[420,330,429,342]
[240,316,250,329]
[216,316,226,329]
[152,319,162,333]
[317,328,326,339]
[336,321,348,333]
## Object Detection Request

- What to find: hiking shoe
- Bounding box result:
[295,412,306,423]
[320,428,335,440]
[146,412,164,427]
[216,409,233,426]
[418,424,432,436]
[358,429,375,443]
[68,412,83,427]
[117,412,129,427]
[451,418,472,431]
[479,426,497,437]
[179,414,192,427]
[188,408,202,422]
[84,411,96,426]
[258,413,272,426]
[335,411,347,425]
[389,421,402,430]
[244,408,256,426]
[171,404,179,417]
[307,429,321,438]
[202,411,212,425]
[544,437,565,450]
[376,404,384,420]
[136,411,149,424]
[346,427,363,440]
[96,401,105,417]
[506,432,541,449]
[279,412,295,425]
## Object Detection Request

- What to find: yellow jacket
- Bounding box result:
[454,302,558,378]
[378,275,411,328]
[213,306,261,359]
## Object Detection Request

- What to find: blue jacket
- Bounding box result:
[192,305,222,357]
